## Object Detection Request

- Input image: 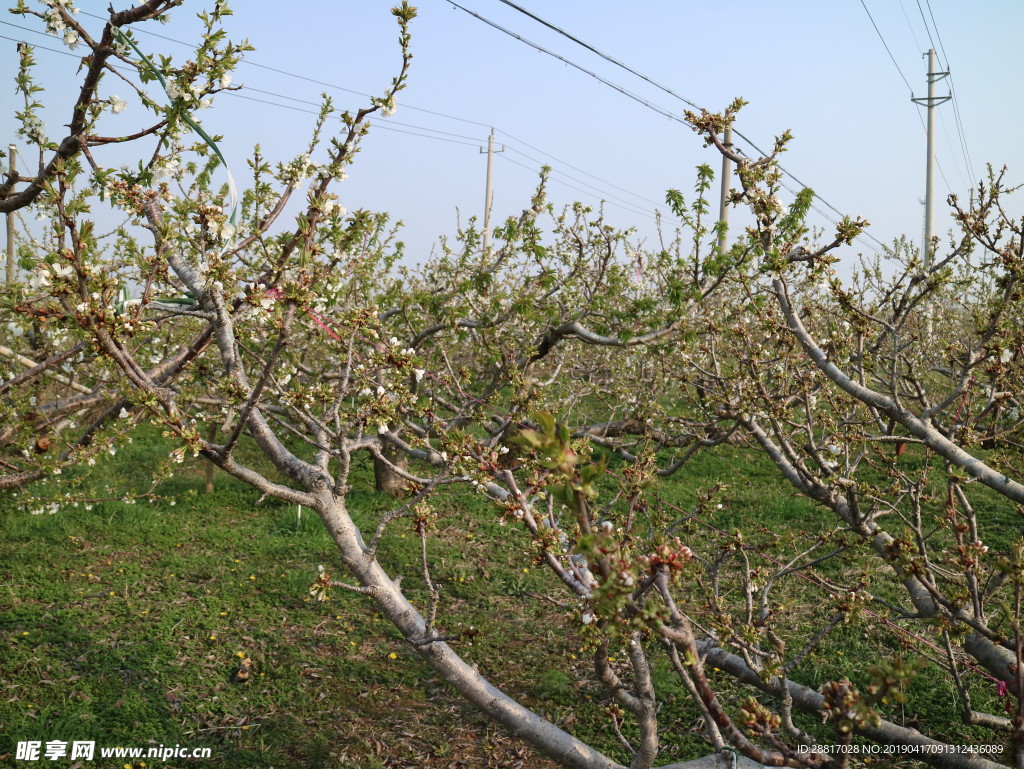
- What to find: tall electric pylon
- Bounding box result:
[911,49,950,267]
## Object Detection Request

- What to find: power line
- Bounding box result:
[947,98,975,189]
[240,85,487,143]
[0,29,490,154]
[229,89,668,216]
[891,0,975,192]
[923,0,976,186]
[221,91,484,148]
[69,9,673,224]
[492,0,701,110]
[449,0,887,252]
[849,5,964,198]
[76,10,495,131]
[1,39,671,223]
[858,0,914,94]
[8,14,667,217]
[89,3,883,250]
[503,145,661,214]
[496,128,664,209]
[233,67,679,214]
[912,104,955,196]
[938,111,970,190]
[914,0,973,190]
[915,0,940,56]
[894,1,973,184]
[236,86,670,213]
[901,0,968,191]
[0,32,670,225]
[231,89,670,218]
[498,153,659,223]
[0,18,89,53]
[850,5,962,193]
[0,30,77,58]
[923,0,946,65]
[0,33,673,248]
[17,7,883,251]
[444,0,684,124]
[897,0,924,52]
[946,95,975,188]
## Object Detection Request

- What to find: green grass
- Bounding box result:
[0,429,707,768]
[0,430,1016,767]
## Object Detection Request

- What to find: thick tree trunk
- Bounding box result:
[313,490,629,769]
[374,441,407,498]
[205,422,217,494]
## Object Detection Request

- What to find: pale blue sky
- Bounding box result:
[4,1,1022,264]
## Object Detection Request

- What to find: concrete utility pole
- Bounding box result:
[911,49,950,267]
[717,125,733,254]
[6,144,15,284]
[479,127,504,253]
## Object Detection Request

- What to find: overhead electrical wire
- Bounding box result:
[947,97,975,191]
[231,88,676,220]
[913,0,974,185]
[896,0,972,187]
[922,0,976,187]
[496,128,664,209]
[232,86,681,223]
[0,33,674,227]
[0,30,72,57]
[13,5,977,251]
[0,18,485,154]
[223,91,484,148]
[240,85,486,143]
[450,0,886,252]
[502,144,661,214]
[858,0,914,94]
[852,3,963,196]
[9,15,672,225]
[75,10,676,216]
[897,0,924,53]
[76,9,497,130]
[914,0,940,57]
[443,0,684,124]
[85,4,883,250]
[498,153,659,223]
[493,0,702,111]
[13,7,903,253]
[937,113,970,190]
[910,105,956,194]
[221,89,674,221]
[208,81,672,222]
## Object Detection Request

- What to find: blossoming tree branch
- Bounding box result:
[3,2,1024,768]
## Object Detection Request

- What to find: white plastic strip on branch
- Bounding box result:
[0,345,92,394]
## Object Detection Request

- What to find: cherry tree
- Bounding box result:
[1,0,237,493]
[667,106,1024,763]
[5,3,1024,768]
